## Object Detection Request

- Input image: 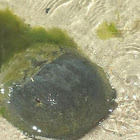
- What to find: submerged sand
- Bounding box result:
[0,0,140,140]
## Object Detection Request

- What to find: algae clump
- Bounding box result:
[96,22,120,40]
[0,106,6,116]
[0,9,77,67]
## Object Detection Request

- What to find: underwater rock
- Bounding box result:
[3,51,116,140]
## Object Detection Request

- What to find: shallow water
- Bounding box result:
[0,0,140,140]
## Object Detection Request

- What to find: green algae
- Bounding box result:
[96,22,120,40]
[29,27,77,48]
[0,9,77,67]
[0,106,6,116]
[0,9,31,66]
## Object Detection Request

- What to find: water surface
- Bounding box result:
[0,0,140,140]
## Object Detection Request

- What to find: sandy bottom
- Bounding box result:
[0,0,140,140]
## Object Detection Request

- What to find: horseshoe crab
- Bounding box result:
[1,50,116,140]
[0,9,117,140]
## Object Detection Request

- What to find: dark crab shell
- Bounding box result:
[4,51,116,140]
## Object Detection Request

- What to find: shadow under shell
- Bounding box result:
[4,52,116,140]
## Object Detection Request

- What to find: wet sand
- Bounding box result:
[0,0,140,140]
